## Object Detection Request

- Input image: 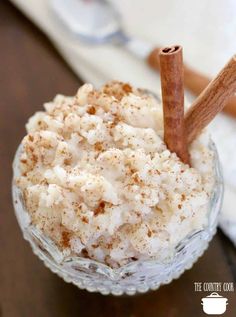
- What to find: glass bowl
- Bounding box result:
[12,142,223,296]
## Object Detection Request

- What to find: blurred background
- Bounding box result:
[1,1,236,316]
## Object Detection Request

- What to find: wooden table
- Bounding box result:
[1,1,236,316]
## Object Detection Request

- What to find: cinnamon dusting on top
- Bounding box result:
[94,201,106,216]
[61,231,71,248]
[102,81,133,100]
[87,106,96,115]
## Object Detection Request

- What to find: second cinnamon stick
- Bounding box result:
[185,55,236,144]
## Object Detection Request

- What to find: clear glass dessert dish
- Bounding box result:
[12,141,223,296]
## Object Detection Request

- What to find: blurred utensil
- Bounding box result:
[51,0,153,57]
[51,0,236,117]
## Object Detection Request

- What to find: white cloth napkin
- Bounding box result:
[10,0,236,245]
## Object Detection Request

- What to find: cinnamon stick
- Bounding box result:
[185,54,236,144]
[159,45,189,164]
[147,47,236,118]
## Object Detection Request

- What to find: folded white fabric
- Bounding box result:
[10,0,236,244]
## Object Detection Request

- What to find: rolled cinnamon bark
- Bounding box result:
[147,48,236,118]
[185,55,236,144]
[159,45,189,164]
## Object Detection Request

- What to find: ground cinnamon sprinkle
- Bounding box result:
[82,216,89,224]
[103,81,132,100]
[32,154,38,164]
[28,135,34,142]
[107,243,113,250]
[87,105,96,115]
[81,248,89,258]
[109,116,120,129]
[147,228,152,237]
[132,173,144,185]
[94,201,106,216]
[94,142,103,151]
[61,231,71,248]
[64,158,71,165]
[133,174,139,183]
[122,83,132,94]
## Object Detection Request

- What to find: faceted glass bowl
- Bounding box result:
[12,142,223,296]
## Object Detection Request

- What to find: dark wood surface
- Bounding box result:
[1,1,236,316]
